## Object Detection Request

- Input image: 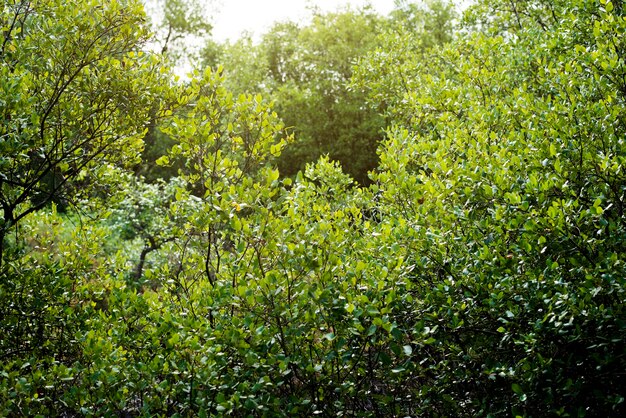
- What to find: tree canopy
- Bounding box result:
[203,3,455,185]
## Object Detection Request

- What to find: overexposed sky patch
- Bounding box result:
[211,0,396,42]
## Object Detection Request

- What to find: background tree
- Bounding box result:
[142,0,213,62]
[203,7,390,184]
[204,2,456,185]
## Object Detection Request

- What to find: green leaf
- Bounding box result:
[403,345,413,356]
[232,216,242,231]
[156,155,170,166]
[168,333,180,346]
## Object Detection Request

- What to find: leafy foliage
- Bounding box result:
[203,7,395,185]
[0,0,173,267]
[1,0,626,416]
[143,0,213,62]
[360,0,626,414]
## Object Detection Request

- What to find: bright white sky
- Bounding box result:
[211,0,397,42]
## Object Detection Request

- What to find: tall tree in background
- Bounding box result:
[204,8,379,184]
[142,0,213,61]
[268,9,386,184]
[204,2,456,185]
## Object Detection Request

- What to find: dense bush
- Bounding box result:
[1,0,626,416]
